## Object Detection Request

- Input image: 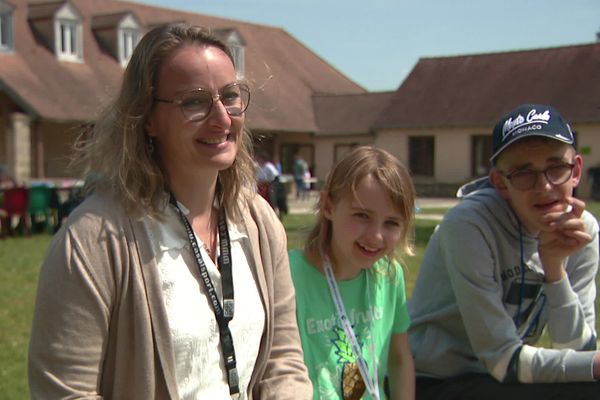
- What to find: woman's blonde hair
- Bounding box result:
[305,146,416,267]
[72,23,255,220]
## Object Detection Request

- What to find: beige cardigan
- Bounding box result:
[28,192,312,399]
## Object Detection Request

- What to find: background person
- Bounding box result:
[256,151,280,203]
[28,23,311,399]
[293,153,310,200]
[255,152,288,217]
[409,104,600,399]
[0,165,15,189]
[0,165,16,237]
[290,146,416,400]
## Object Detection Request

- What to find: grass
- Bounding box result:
[415,207,451,215]
[1,203,598,396]
[586,201,600,219]
[282,213,316,250]
[0,234,53,399]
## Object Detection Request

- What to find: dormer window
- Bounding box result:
[213,28,246,79]
[92,12,140,67]
[229,44,245,79]
[118,27,139,66]
[0,1,14,52]
[56,19,80,60]
[53,2,83,62]
[28,1,83,62]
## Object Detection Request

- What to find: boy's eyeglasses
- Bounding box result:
[154,83,250,122]
[502,163,575,191]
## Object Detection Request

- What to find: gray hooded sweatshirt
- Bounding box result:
[408,178,599,383]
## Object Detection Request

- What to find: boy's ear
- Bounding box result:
[489,169,510,200]
[571,154,584,187]
[320,192,333,220]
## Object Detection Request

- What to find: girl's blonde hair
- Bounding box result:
[72,23,255,220]
[305,146,416,267]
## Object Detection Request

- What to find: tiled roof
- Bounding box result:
[27,0,65,20]
[0,0,365,132]
[313,91,394,136]
[375,43,600,129]
[91,12,134,29]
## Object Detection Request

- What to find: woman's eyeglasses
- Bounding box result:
[154,83,250,122]
[502,163,575,191]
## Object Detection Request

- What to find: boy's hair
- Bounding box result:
[71,23,255,220]
[304,146,416,265]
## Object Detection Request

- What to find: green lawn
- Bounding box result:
[586,201,600,219]
[0,234,53,399]
[1,203,599,396]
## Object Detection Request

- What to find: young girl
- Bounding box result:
[290,146,416,400]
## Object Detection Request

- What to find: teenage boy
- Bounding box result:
[409,104,600,399]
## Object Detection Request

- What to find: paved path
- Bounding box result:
[416,198,459,209]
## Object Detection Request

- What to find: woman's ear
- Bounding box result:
[489,168,510,199]
[145,114,157,138]
[145,125,155,138]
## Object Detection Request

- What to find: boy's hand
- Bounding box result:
[538,197,592,282]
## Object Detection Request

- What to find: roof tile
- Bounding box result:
[2,0,365,131]
[375,43,600,129]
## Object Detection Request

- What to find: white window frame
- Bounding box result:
[229,44,245,79]
[0,6,13,52]
[119,28,139,67]
[56,19,82,62]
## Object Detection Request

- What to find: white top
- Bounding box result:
[257,161,279,183]
[143,204,266,399]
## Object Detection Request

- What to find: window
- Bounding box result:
[0,5,13,52]
[56,19,81,61]
[471,135,493,176]
[119,28,139,66]
[230,44,245,79]
[409,136,434,176]
[213,29,246,78]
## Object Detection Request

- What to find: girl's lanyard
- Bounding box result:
[321,253,380,400]
[170,195,240,399]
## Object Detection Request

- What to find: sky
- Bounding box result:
[132,0,600,92]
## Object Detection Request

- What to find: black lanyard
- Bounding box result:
[170,195,239,397]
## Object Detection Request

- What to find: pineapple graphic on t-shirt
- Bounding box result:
[333,326,367,400]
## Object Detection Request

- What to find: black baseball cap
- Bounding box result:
[490,103,575,164]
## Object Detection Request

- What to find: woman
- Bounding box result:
[28,23,312,399]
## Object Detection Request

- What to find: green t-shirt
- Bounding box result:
[289,249,410,400]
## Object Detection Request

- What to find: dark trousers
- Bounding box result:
[416,374,600,400]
